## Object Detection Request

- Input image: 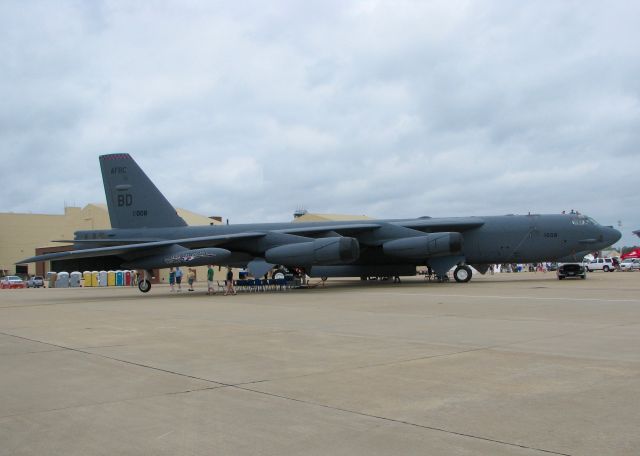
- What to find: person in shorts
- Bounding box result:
[175,267,183,292]
[187,268,196,291]
[224,267,236,296]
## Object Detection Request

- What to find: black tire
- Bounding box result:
[558,276,564,280]
[603,266,610,272]
[580,275,586,280]
[138,280,151,293]
[453,265,472,283]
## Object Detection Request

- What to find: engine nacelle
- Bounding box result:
[265,237,359,266]
[382,232,463,259]
[122,248,231,269]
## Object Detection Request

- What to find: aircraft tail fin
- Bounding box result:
[99,154,187,229]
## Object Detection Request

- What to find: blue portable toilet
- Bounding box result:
[116,270,124,286]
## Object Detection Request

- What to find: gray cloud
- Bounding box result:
[1,0,638,246]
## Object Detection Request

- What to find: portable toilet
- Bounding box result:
[83,271,92,287]
[124,270,132,286]
[70,271,82,287]
[115,270,124,286]
[131,271,138,286]
[98,271,108,287]
[55,272,70,288]
[48,272,57,288]
[91,271,99,287]
[107,270,116,286]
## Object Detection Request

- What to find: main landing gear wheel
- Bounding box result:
[453,265,472,283]
[138,279,151,293]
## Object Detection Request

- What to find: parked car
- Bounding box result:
[585,258,615,272]
[0,276,26,289]
[620,258,640,271]
[26,275,45,288]
[557,263,586,280]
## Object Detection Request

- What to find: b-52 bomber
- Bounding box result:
[18,154,621,292]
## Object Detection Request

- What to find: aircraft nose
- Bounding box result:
[604,227,622,246]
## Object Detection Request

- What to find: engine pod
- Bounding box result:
[382,232,463,258]
[265,237,360,266]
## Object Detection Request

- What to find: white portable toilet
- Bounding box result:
[55,271,70,288]
[69,271,82,287]
[98,271,108,287]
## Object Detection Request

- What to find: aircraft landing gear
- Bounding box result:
[138,280,151,293]
[453,265,472,283]
[138,270,152,293]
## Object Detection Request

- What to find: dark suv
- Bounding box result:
[557,263,586,280]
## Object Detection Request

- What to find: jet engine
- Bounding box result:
[382,232,463,258]
[122,247,232,269]
[265,237,359,266]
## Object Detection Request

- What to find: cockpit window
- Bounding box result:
[571,216,598,226]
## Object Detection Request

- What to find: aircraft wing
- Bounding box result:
[276,223,381,236]
[393,217,485,232]
[17,232,265,264]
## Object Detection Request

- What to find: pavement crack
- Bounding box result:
[0,331,230,387]
[231,384,573,456]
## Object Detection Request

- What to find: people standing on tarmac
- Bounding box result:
[207,265,215,295]
[224,267,237,296]
[169,267,176,292]
[187,268,196,291]
[175,267,183,292]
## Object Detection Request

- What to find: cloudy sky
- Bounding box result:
[1,0,639,247]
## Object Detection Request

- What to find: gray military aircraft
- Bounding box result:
[18,154,621,292]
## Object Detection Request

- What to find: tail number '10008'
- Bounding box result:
[544,232,558,238]
[133,210,148,217]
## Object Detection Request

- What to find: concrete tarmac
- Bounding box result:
[1,272,639,455]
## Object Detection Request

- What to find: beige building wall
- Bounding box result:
[0,205,111,275]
